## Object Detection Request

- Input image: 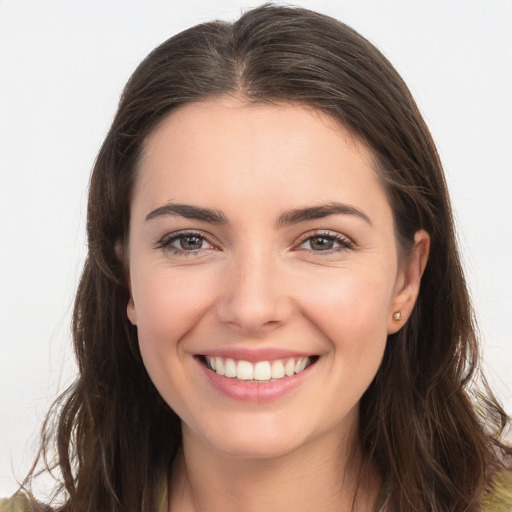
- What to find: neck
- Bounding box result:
[169,425,380,512]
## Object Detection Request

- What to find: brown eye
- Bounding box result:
[178,235,204,250]
[309,236,334,251]
[297,232,353,253]
[156,231,215,254]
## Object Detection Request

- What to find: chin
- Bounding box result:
[186,414,313,460]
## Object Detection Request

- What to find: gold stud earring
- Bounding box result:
[392,311,402,323]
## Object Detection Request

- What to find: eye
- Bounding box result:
[155,231,215,255]
[174,234,210,251]
[296,231,353,252]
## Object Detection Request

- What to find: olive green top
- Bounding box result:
[2,471,512,511]
[481,471,512,512]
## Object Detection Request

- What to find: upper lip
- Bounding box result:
[197,347,316,362]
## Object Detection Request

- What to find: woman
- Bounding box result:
[5,4,511,511]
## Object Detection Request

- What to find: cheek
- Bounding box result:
[300,268,394,355]
[131,269,217,412]
[307,267,393,315]
[133,267,212,336]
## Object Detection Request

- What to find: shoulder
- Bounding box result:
[0,492,52,512]
[482,470,512,512]
[0,493,32,512]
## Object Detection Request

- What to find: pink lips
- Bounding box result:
[196,348,317,402]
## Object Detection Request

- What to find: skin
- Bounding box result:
[125,96,429,511]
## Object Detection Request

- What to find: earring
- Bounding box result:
[392,311,402,323]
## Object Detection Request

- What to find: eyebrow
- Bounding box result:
[276,202,372,227]
[145,203,229,224]
[145,201,372,227]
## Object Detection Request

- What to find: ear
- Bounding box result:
[115,240,138,326]
[126,296,138,326]
[387,230,430,334]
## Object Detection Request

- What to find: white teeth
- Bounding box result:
[271,360,285,379]
[237,360,254,380]
[254,361,272,381]
[224,358,237,378]
[215,357,224,376]
[295,357,308,373]
[284,358,295,377]
[205,356,313,381]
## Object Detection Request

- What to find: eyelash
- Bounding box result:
[295,230,354,253]
[155,230,354,256]
[155,231,215,257]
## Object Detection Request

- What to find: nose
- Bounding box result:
[215,247,293,336]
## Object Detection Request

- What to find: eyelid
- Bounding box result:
[154,228,354,255]
[155,229,219,254]
[293,229,354,252]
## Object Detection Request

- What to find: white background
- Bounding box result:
[1,0,511,497]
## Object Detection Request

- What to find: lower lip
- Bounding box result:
[197,358,315,402]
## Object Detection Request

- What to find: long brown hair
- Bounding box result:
[25,4,510,511]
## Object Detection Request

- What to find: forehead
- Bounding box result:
[134,97,391,223]
[141,97,373,169]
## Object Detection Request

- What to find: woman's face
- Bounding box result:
[126,97,426,459]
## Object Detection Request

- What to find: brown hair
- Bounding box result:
[25,4,510,511]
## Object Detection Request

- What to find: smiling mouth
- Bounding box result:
[199,355,319,382]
